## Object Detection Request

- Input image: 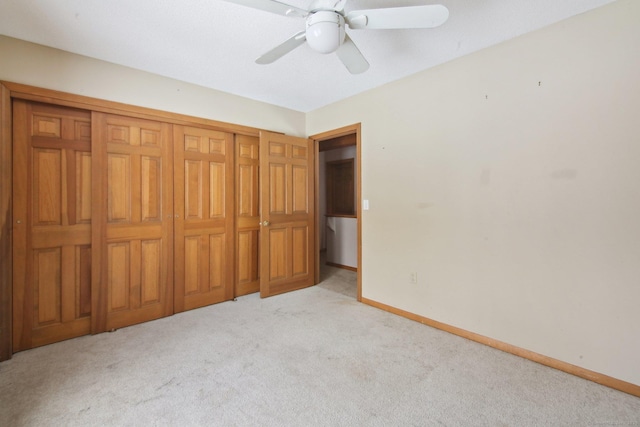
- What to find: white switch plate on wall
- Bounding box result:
[363,199,369,210]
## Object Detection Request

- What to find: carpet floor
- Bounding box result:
[1,264,639,426]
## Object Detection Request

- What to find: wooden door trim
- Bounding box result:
[0,82,12,360]
[0,81,263,137]
[310,123,362,302]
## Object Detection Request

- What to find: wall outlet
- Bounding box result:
[409,272,418,284]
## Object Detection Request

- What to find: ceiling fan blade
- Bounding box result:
[308,0,347,12]
[256,31,307,64]
[335,34,369,74]
[332,0,347,12]
[346,5,449,30]
[223,0,308,18]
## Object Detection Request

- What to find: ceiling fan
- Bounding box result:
[224,0,449,74]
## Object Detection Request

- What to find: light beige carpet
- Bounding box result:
[1,264,639,426]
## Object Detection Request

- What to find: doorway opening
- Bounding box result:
[311,124,361,301]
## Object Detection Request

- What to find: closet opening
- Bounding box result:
[311,124,361,301]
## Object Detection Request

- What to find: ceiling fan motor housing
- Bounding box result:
[306,11,345,54]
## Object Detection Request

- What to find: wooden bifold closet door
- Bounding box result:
[235,135,260,297]
[173,125,234,312]
[10,98,315,353]
[91,113,174,333]
[90,117,237,329]
[12,101,92,351]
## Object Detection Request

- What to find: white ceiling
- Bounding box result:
[0,0,616,112]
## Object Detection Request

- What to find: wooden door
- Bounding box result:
[173,126,234,312]
[12,101,92,351]
[92,113,173,332]
[235,135,260,297]
[259,131,315,297]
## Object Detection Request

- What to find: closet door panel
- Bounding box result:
[174,126,234,312]
[106,153,131,222]
[12,101,92,351]
[92,113,173,332]
[235,135,260,296]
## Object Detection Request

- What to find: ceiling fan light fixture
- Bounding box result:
[230,0,449,74]
[305,11,345,54]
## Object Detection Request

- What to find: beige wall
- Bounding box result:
[0,36,306,136]
[308,0,640,386]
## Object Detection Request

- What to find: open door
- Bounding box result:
[259,131,315,297]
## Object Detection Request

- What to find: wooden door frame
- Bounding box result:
[0,83,12,360]
[310,123,362,302]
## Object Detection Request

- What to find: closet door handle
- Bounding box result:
[261,220,270,226]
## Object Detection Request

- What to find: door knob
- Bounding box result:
[261,220,270,226]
